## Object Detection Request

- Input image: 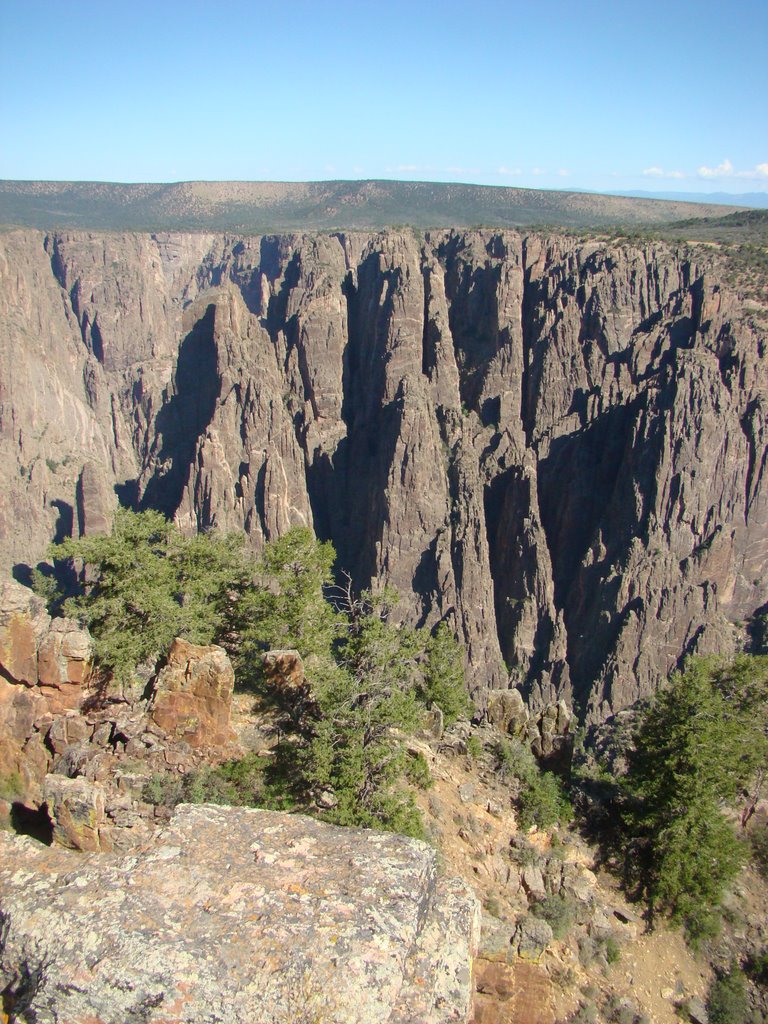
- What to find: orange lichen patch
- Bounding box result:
[154,980,194,1019]
[283,881,308,896]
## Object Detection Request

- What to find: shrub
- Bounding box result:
[518,770,572,830]
[494,738,538,785]
[531,894,578,939]
[466,735,483,760]
[707,967,749,1024]
[747,949,768,988]
[405,751,433,790]
[750,820,768,879]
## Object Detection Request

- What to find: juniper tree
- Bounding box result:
[623,656,768,944]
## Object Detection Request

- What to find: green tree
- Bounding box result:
[48,509,247,684]
[707,966,750,1024]
[232,526,342,692]
[420,622,473,725]
[623,657,768,942]
[237,541,471,838]
[310,590,426,836]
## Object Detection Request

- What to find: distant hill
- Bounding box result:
[0,179,745,233]
[609,189,768,209]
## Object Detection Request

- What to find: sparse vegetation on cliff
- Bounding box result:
[45,512,472,837]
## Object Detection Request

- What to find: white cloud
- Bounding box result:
[557,168,570,177]
[698,158,735,178]
[531,167,546,176]
[642,166,685,179]
[497,165,522,176]
[697,159,768,180]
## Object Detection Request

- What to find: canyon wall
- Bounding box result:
[1,228,766,721]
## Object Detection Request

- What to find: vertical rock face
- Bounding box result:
[1,228,766,721]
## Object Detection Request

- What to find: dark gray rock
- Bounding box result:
[2,229,766,721]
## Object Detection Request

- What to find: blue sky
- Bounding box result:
[1,0,766,194]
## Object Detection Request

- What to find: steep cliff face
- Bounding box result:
[1,228,766,720]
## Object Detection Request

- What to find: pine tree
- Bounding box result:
[624,656,768,943]
[49,509,247,684]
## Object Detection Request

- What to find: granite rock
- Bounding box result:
[0,803,481,1023]
[147,637,236,750]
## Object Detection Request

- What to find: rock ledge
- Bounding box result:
[0,804,480,1023]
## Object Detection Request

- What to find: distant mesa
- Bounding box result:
[0,178,746,232]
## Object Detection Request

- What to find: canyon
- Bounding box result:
[1,227,766,723]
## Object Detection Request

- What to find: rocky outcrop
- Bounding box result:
[42,773,111,851]
[1,229,766,722]
[486,688,573,766]
[0,581,92,803]
[148,637,236,750]
[0,803,481,1023]
[0,579,241,840]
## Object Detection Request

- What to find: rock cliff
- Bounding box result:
[1,228,766,721]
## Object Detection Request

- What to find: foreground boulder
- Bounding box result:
[0,804,481,1023]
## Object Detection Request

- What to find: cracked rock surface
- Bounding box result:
[0,804,480,1023]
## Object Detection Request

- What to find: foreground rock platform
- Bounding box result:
[0,804,481,1023]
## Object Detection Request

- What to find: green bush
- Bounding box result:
[747,950,768,988]
[494,737,571,830]
[143,755,293,813]
[517,770,572,830]
[465,736,483,761]
[531,894,578,939]
[494,738,538,784]
[405,751,433,790]
[750,821,768,879]
[707,967,749,1024]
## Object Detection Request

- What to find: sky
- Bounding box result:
[1,0,766,195]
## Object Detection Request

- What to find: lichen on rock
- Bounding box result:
[0,804,480,1023]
